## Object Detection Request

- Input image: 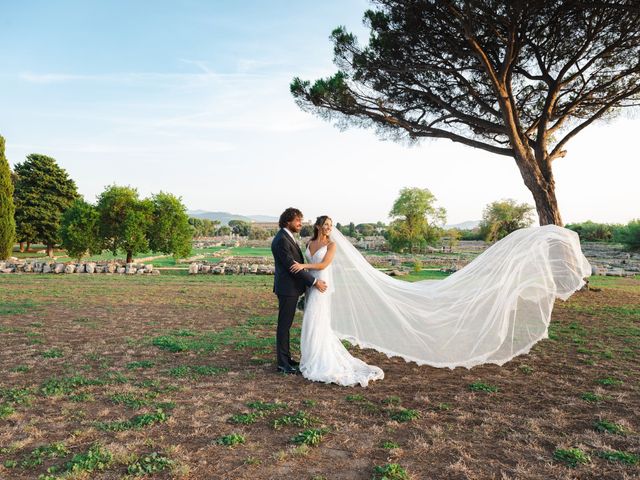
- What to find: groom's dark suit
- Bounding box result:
[271,228,316,369]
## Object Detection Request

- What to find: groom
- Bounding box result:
[271,208,327,374]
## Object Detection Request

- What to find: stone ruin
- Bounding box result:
[581,242,639,277]
[0,259,160,275]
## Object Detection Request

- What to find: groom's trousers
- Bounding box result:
[276,295,298,367]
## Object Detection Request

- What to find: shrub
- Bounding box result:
[468,381,498,393]
[594,419,627,435]
[127,452,174,474]
[291,428,328,446]
[613,219,640,251]
[273,411,316,429]
[372,463,410,480]
[216,434,245,446]
[565,221,616,242]
[597,450,639,465]
[553,448,590,467]
[389,408,419,422]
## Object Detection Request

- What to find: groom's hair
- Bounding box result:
[279,208,303,228]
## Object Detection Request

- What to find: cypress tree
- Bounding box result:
[0,135,16,260]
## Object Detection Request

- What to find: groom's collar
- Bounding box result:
[283,227,295,240]
[282,228,301,250]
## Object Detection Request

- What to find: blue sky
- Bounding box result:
[1,1,637,225]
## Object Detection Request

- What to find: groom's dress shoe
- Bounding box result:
[288,359,300,368]
[277,365,300,375]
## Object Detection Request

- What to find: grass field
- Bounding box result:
[0,273,638,479]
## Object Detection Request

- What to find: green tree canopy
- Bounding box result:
[479,199,535,242]
[0,135,16,259]
[97,185,152,263]
[248,225,270,240]
[13,154,79,256]
[356,223,377,237]
[613,219,640,251]
[188,217,220,237]
[147,192,192,259]
[59,198,102,261]
[228,220,251,236]
[291,0,640,226]
[300,224,314,237]
[336,222,357,237]
[387,187,446,252]
[565,220,617,242]
[217,225,232,236]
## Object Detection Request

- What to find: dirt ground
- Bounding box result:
[0,273,638,479]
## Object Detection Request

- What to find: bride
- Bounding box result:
[291,215,591,387]
[291,216,384,387]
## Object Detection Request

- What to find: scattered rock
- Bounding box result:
[388,269,409,276]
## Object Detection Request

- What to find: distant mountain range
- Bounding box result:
[445,220,481,230]
[187,210,279,225]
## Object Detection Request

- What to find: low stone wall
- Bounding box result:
[0,260,160,275]
[4,240,636,278]
[188,261,274,275]
[219,256,273,266]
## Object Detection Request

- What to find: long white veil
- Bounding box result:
[328,225,591,369]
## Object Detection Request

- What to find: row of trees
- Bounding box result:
[566,220,640,250]
[342,188,537,253]
[334,222,387,238]
[0,138,192,261]
[228,220,273,240]
[188,218,222,237]
[61,186,192,262]
[377,188,640,252]
[188,218,275,240]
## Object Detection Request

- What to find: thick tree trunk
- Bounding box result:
[46,243,54,257]
[512,150,563,227]
[529,182,563,226]
[26,241,31,251]
[19,242,24,252]
[126,251,133,263]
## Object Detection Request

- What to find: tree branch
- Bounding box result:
[550,84,640,159]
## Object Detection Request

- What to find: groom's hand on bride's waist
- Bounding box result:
[315,280,328,292]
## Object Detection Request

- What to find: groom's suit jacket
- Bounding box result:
[271,228,316,297]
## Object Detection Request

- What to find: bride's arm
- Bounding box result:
[290,243,336,272]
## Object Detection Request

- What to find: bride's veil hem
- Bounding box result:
[328,225,591,369]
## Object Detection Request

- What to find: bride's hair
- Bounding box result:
[311,215,332,241]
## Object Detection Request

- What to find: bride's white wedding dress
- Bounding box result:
[298,225,591,382]
[299,244,385,387]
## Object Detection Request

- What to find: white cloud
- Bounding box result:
[18,70,261,86]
